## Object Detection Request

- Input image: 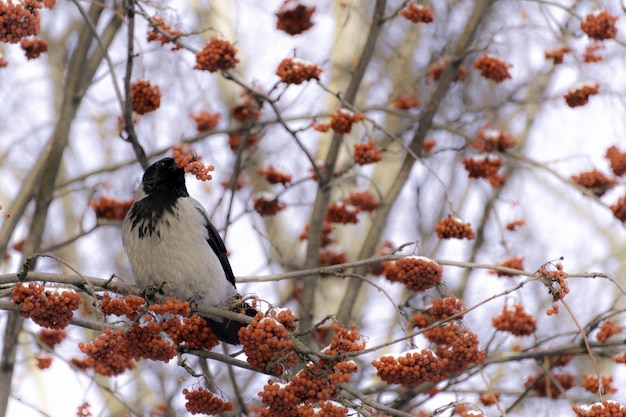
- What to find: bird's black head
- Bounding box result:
[141,157,189,198]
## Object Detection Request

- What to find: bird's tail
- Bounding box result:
[205,303,258,345]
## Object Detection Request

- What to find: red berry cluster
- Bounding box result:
[581,374,617,395]
[489,256,524,277]
[239,309,299,374]
[572,400,626,417]
[131,80,161,114]
[0,56,7,68]
[232,92,262,122]
[596,319,623,343]
[538,261,569,315]
[38,329,66,348]
[386,256,443,293]
[36,355,53,370]
[372,349,445,386]
[253,193,287,216]
[99,292,146,320]
[423,322,485,374]
[400,3,434,23]
[429,295,465,321]
[393,95,420,110]
[610,195,626,222]
[12,283,81,329]
[299,221,336,247]
[353,140,382,165]
[580,10,619,41]
[194,37,239,72]
[76,328,135,376]
[422,138,436,153]
[425,57,468,83]
[472,54,512,83]
[583,44,604,63]
[20,38,47,59]
[605,145,626,177]
[89,196,134,221]
[146,16,181,50]
[276,57,322,84]
[571,169,616,197]
[275,1,315,36]
[491,304,537,336]
[564,82,599,108]
[0,0,41,43]
[462,155,506,186]
[472,126,517,152]
[172,144,215,181]
[319,246,347,267]
[124,321,178,362]
[435,215,476,240]
[228,133,259,151]
[478,392,500,406]
[182,387,233,415]
[257,165,293,186]
[505,219,525,231]
[325,202,360,224]
[190,110,220,132]
[326,109,365,135]
[343,190,379,212]
[524,370,574,399]
[545,46,572,64]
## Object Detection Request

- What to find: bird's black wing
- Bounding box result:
[195,206,237,288]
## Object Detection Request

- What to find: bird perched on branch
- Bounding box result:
[122,157,257,344]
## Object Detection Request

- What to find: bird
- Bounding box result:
[122,157,257,344]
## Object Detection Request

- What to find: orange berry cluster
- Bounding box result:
[12,283,81,329]
[20,38,47,59]
[472,126,517,152]
[228,132,260,151]
[343,190,380,212]
[596,319,623,343]
[389,256,443,293]
[545,46,572,64]
[194,37,239,72]
[428,295,465,321]
[505,219,525,231]
[232,92,262,122]
[564,82,599,108]
[0,0,41,43]
[299,221,336,247]
[571,169,616,197]
[478,392,500,406]
[583,44,604,63]
[275,1,315,36]
[325,202,360,224]
[190,110,220,132]
[372,349,445,386]
[89,196,134,221]
[99,292,146,320]
[426,57,468,83]
[524,370,575,399]
[435,215,476,240]
[580,10,619,41]
[491,304,537,336]
[174,314,220,350]
[257,165,293,186]
[393,95,420,110]
[239,309,299,374]
[311,120,331,132]
[353,140,382,165]
[572,400,626,417]
[182,387,233,415]
[329,109,365,135]
[472,53,512,83]
[76,328,135,376]
[0,56,7,68]
[131,80,161,114]
[425,322,485,374]
[276,57,322,84]
[462,155,506,186]
[581,374,618,395]
[538,261,569,307]
[489,256,524,277]
[610,195,626,222]
[36,355,53,370]
[319,247,347,267]
[124,321,178,362]
[38,329,66,348]
[400,3,434,23]
[172,145,215,181]
[253,193,287,216]
[606,145,626,176]
[146,16,181,50]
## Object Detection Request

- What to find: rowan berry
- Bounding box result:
[182,387,233,415]
[189,110,220,132]
[472,126,517,152]
[343,190,379,212]
[581,374,617,395]
[489,256,524,277]
[89,196,134,221]
[146,16,181,50]
[564,81,599,108]
[571,168,616,196]
[12,283,81,329]
[605,145,626,177]
[580,10,618,41]
[596,319,623,343]
[491,304,537,336]
[194,37,239,72]
[389,256,442,293]
[253,193,287,216]
[426,57,468,82]
[524,371,574,399]
[372,349,445,386]
[545,46,572,64]
[393,95,420,110]
[257,165,292,186]
[572,400,626,417]
[435,216,475,240]
[353,140,382,165]
[325,202,360,224]
[276,57,322,84]
[400,3,433,23]
[20,38,47,59]
[172,144,215,181]
[0,0,41,43]
[473,54,512,83]
[275,0,315,35]
[131,80,161,114]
